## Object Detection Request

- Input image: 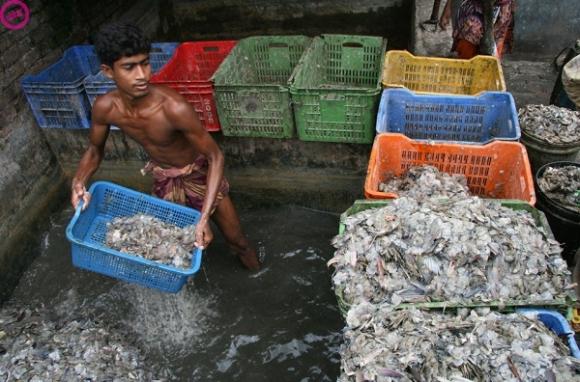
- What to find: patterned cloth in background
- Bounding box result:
[452,0,515,57]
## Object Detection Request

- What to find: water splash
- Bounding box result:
[129,285,214,352]
[262,338,312,363]
[280,249,302,259]
[216,334,261,372]
[92,283,217,360]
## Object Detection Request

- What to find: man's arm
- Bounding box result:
[166,97,224,248]
[71,97,111,209]
[439,0,452,29]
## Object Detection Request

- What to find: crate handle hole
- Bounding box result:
[343,42,363,48]
[203,46,219,52]
[269,43,289,48]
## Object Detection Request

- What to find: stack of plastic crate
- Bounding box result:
[344,53,579,354]
[290,34,386,144]
[21,45,100,128]
[212,35,312,138]
[366,51,532,204]
[151,41,236,131]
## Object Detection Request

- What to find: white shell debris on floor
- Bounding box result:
[0,305,157,381]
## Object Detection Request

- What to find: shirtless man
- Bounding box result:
[70,23,260,270]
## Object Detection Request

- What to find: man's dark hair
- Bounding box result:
[94,23,151,67]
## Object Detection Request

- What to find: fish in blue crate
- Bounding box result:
[66,181,204,293]
[106,213,197,269]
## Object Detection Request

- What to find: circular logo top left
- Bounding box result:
[0,0,30,31]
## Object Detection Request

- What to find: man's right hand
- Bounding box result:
[71,181,91,210]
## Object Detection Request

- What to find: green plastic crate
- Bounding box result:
[212,36,312,138]
[334,199,575,318]
[289,35,386,144]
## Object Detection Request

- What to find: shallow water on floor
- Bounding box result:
[8,202,345,381]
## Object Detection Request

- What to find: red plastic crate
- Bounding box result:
[151,41,237,132]
[365,133,536,204]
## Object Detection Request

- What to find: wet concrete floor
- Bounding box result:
[7,198,345,381]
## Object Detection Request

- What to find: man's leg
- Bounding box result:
[211,195,260,271]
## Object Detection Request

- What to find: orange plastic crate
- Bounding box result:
[364,133,536,204]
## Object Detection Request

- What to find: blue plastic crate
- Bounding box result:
[148,42,179,72]
[84,42,179,106]
[83,71,121,130]
[65,181,203,293]
[376,88,520,144]
[84,72,113,106]
[517,308,580,359]
[21,45,101,129]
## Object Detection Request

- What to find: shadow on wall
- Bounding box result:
[157,0,412,49]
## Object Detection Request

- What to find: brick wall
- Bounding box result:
[0,0,159,301]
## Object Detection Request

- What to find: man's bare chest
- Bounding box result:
[110,108,178,147]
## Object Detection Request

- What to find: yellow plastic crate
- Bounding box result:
[382,50,506,95]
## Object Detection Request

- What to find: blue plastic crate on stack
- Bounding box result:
[517,308,580,359]
[65,181,203,293]
[376,88,520,144]
[21,45,100,128]
[84,42,178,106]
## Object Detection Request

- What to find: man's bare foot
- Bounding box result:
[237,251,261,271]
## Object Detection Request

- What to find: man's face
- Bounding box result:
[102,53,151,99]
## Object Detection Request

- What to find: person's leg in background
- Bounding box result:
[493,0,515,59]
[451,1,485,59]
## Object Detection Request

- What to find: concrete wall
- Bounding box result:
[413,0,580,59]
[40,0,413,213]
[158,0,412,49]
[514,0,580,57]
[410,0,561,108]
[0,0,159,301]
[43,129,371,212]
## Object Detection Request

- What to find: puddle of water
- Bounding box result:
[7,202,344,381]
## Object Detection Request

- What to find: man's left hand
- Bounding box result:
[194,220,213,249]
